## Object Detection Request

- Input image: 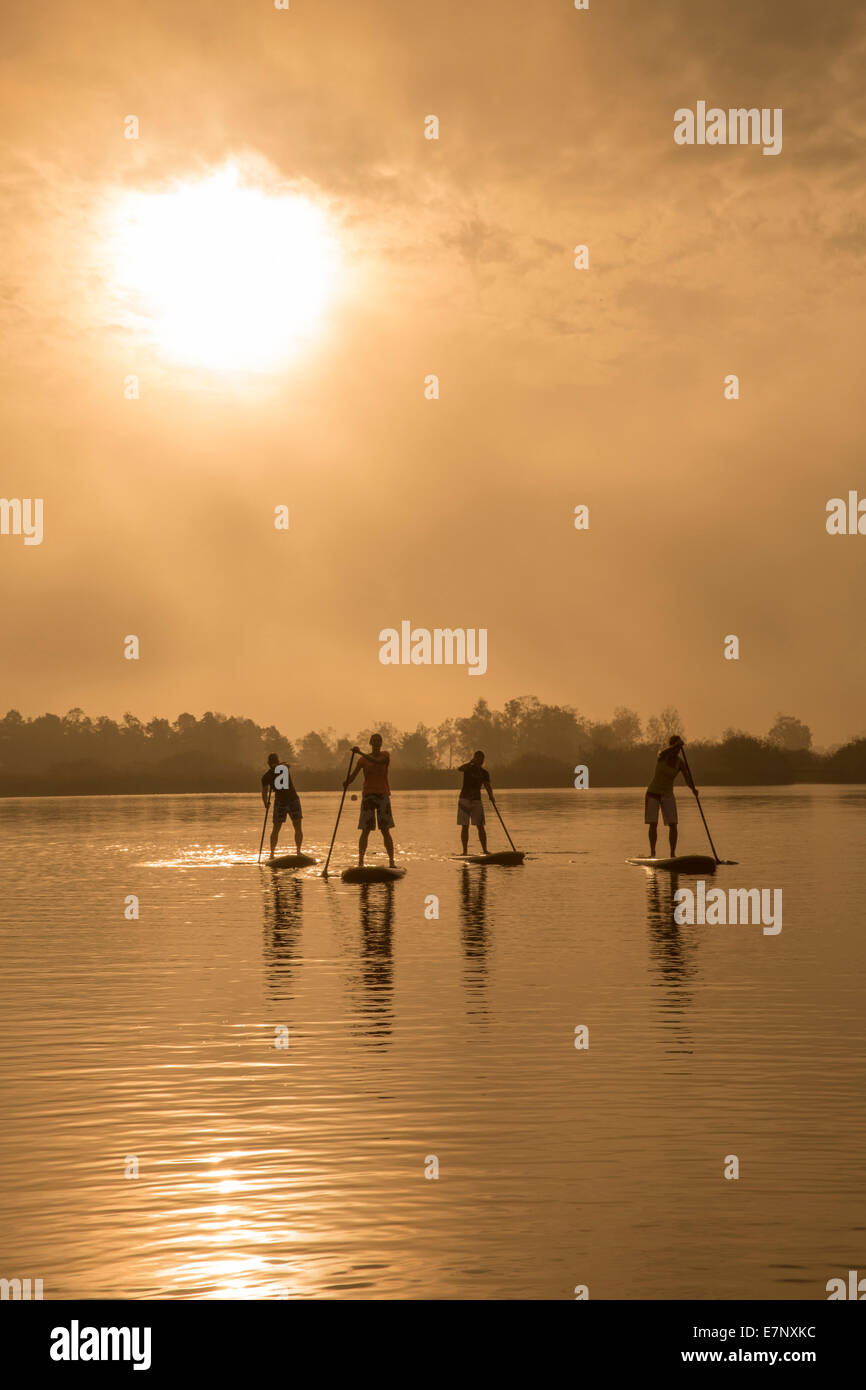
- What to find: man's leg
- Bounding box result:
[270,817,281,858]
[646,793,657,855]
[381,828,395,867]
[293,818,303,854]
[358,829,370,866]
[669,824,678,855]
[477,814,488,853]
[460,826,469,853]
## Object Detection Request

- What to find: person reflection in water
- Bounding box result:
[645,872,696,1051]
[261,875,304,1003]
[356,882,395,1043]
[459,864,489,1015]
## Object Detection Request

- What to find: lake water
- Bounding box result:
[1,787,863,1300]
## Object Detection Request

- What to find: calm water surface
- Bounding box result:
[1,787,864,1299]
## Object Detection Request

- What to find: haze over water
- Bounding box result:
[1,787,863,1300]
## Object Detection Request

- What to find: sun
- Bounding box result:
[109,163,341,372]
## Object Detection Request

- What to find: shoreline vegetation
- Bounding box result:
[1,699,864,797]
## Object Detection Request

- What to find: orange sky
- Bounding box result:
[1,0,864,746]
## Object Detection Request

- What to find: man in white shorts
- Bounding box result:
[344,733,396,868]
[457,750,493,855]
[644,734,697,857]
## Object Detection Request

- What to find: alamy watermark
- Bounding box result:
[674,882,782,935]
[674,103,782,157]
[379,622,487,676]
[826,492,866,535]
[1,1276,43,1299]
[0,497,43,545]
[50,1321,152,1370]
[826,1269,866,1299]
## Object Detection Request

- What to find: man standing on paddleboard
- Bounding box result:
[261,752,303,860]
[456,750,493,855]
[644,734,697,857]
[344,733,396,868]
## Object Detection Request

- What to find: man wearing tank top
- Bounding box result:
[456,750,492,855]
[344,733,396,868]
[644,734,697,857]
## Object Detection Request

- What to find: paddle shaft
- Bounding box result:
[489,794,518,853]
[257,787,272,864]
[680,746,721,863]
[322,751,356,878]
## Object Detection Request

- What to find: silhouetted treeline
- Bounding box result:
[0,700,864,795]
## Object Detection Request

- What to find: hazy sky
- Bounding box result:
[2,0,865,746]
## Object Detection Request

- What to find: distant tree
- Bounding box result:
[646,707,684,745]
[767,713,812,751]
[297,730,336,769]
[333,735,355,765]
[120,713,146,754]
[610,706,642,747]
[826,737,866,781]
[0,709,26,772]
[455,699,513,764]
[502,696,537,741]
[707,729,794,783]
[63,707,91,731]
[145,717,171,740]
[433,718,458,769]
[586,720,610,750]
[31,713,64,757]
[399,724,435,767]
[519,700,583,758]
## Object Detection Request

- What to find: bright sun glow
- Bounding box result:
[109,164,341,371]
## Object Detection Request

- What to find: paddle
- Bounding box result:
[679,745,722,863]
[489,793,520,854]
[257,786,272,864]
[322,749,356,879]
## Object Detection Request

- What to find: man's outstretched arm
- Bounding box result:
[678,759,698,794]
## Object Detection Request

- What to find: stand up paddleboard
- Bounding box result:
[627,855,720,873]
[453,851,525,866]
[265,853,318,868]
[341,866,406,884]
